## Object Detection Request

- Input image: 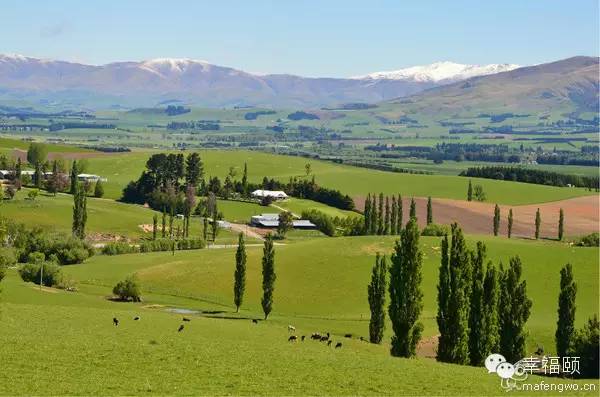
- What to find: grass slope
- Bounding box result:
[63,235,599,354]
[0,272,597,396]
[82,150,595,204]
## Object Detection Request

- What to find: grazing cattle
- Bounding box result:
[327,340,332,346]
[113,317,119,326]
[182,317,191,322]
[535,345,544,356]
[252,319,258,324]
[301,335,306,341]
[335,342,342,349]
[311,333,321,340]
[287,325,296,332]
[359,336,365,342]
[133,316,140,321]
[320,335,329,342]
[288,335,297,342]
[344,333,352,338]
[178,325,184,332]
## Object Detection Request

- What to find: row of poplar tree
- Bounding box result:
[492,204,566,241]
[367,219,598,376]
[363,194,434,235]
[232,233,276,320]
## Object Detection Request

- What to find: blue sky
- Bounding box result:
[3,0,598,77]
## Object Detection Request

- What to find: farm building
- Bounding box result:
[77,173,107,182]
[250,214,316,229]
[251,190,288,200]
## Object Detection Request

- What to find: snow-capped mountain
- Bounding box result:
[0,55,523,108]
[355,61,520,83]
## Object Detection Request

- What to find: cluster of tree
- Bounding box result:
[166,121,220,130]
[301,209,363,237]
[231,233,277,320]
[244,110,276,120]
[536,154,599,167]
[343,161,434,175]
[0,217,94,265]
[165,105,191,116]
[287,111,319,121]
[364,194,404,235]
[367,219,425,356]
[460,166,599,190]
[364,195,433,236]
[48,122,115,131]
[258,176,354,211]
[466,180,487,202]
[437,224,532,365]
[121,152,204,211]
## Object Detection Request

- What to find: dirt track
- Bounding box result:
[355,195,599,239]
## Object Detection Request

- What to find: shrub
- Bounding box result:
[139,238,204,253]
[576,232,599,247]
[0,248,17,268]
[18,261,63,287]
[102,242,139,255]
[301,209,336,236]
[421,223,450,236]
[571,315,599,378]
[14,233,94,265]
[113,276,142,302]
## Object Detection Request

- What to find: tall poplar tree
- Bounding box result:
[364,194,372,235]
[441,224,471,364]
[535,208,541,239]
[70,160,79,194]
[482,262,500,358]
[368,253,387,344]
[436,234,452,362]
[152,214,158,240]
[409,198,416,219]
[161,207,166,238]
[493,204,501,236]
[396,195,403,232]
[378,193,384,235]
[426,197,433,225]
[388,218,424,357]
[370,193,378,235]
[558,208,565,241]
[467,180,473,201]
[469,242,487,366]
[507,209,514,238]
[233,233,247,312]
[498,256,532,363]
[384,196,390,235]
[72,183,87,239]
[556,263,576,358]
[390,196,397,235]
[261,234,276,320]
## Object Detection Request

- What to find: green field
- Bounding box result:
[60,235,598,352]
[79,150,594,205]
[0,233,597,395]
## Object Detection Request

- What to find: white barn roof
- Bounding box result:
[251,190,288,199]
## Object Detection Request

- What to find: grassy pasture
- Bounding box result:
[1,270,597,396]
[81,149,595,204]
[62,235,599,354]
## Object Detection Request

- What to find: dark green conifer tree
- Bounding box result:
[388,218,424,357]
[368,253,387,344]
[556,263,576,358]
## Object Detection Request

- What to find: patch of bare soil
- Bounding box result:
[417,334,439,359]
[354,196,599,238]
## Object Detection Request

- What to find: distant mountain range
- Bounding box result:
[387,56,599,116]
[0,54,526,109]
[354,61,519,82]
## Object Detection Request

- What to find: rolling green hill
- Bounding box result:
[80,149,595,205]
